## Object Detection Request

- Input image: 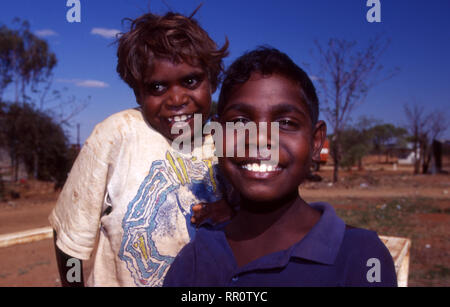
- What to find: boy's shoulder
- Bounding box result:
[90,107,165,141]
[343,225,380,243]
[83,107,171,158]
[341,225,393,261]
[96,107,145,130]
[340,226,397,286]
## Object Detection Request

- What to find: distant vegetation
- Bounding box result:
[1,101,75,183]
[330,117,408,170]
[0,19,85,195]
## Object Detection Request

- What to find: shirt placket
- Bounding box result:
[226,249,292,286]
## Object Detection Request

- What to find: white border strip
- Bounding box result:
[0,226,53,248]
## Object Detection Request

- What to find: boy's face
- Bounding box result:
[139,59,212,141]
[219,73,326,203]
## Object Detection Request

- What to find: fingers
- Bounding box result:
[191,203,208,226]
[190,200,234,226]
[192,203,205,212]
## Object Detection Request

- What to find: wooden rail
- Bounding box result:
[379,235,411,287]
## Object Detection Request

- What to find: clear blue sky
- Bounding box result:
[1,0,449,143]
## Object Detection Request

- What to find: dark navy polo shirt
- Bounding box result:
[163,202,397,287]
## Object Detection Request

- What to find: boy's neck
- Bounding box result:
[224,194,321,268]
[225,194,320,241]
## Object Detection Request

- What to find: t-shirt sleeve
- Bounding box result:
[163,242,197,287]
[343,230,398,287]
[48,128,111,260]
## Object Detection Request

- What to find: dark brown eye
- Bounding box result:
[183,74,204,89]
[148,82,166,95]
[279,119,292,126]
[277,118,299,130]
[231,117,250,124]
[185,78,197,86]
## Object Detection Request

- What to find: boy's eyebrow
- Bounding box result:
[221,103,253,114]
[145,70,206,84]
[222,102,308,118]
[181,71,207,79]
[269,103,308,117]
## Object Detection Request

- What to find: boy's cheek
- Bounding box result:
[196,91,213,115]
[141,103,159,126]
[220,127,242,158]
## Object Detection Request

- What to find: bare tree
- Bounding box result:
[403,104,428,174]
[421,113,447,174]
[404,104,448,174]
[38,85,91,126]
[313,35,398,182]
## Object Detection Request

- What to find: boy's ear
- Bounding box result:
[311,120,327,162]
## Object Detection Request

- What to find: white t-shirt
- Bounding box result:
[49,108,222,286]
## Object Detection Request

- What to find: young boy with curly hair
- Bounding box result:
[49,10,228,287]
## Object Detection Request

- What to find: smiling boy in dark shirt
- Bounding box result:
[163,47,397,287]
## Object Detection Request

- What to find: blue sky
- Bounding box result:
[1,0,449,143]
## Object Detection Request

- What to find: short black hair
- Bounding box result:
[218,46,319,125]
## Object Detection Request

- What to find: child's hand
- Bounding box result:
[191,199,234,226]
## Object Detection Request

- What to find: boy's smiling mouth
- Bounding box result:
[234,159,283,179]
[167,113,194,123]
[240,161,282,173]
[164,113,197,135]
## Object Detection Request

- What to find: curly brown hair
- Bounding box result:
[116,11,229,102]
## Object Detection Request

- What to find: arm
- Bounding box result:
[53,231,85,287]
[49,124,114,285]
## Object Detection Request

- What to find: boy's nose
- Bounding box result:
[248,122,278,145]
[166,87,189,109]
[245,122,279,157]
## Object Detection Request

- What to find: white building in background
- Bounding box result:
[397,150,419,165]
[396,142,418,165]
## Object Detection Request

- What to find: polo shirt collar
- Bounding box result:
[206,202,346,275]
[289,202,346,265]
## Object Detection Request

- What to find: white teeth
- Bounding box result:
[169,114,193,123]
[241,161,280,172]
[252,163,259,172]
